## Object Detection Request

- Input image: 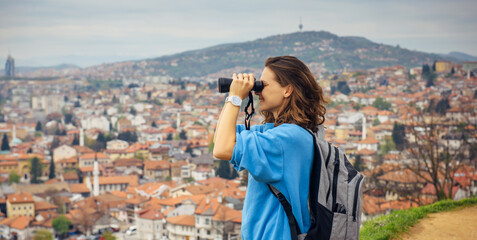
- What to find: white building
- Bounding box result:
[106,139,129,150]
[166,215,196,240]
[31,95,65,114]
[53,144,77,163]
[136,209,168,240]
[80,116,110,132]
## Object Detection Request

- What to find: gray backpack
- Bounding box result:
[268,126,365,240]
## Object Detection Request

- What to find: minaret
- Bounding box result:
[176,112,181,132]
[93,153,100,196]
[362,114,367,140]
[80,128,84,146]
[12,125,16,139]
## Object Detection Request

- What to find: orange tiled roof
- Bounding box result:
[195,198,220,215]
[34,201,58,211]
[0,161,18,166]
[114,158,143,167]
[184,185,215,195]
[197,177,231,189]
[356,148,376,156]
[7,193,34,204]
[161,126,177,134]
[62,171,79,180]
[135,182,170,196]
[213,205,242,222]
[0,153,43,161]
[58,156,78,164]
[144,160,170,170]
[10,216,32,230]
[79,152,109,160]
[126,195,148,205]
[358,137,379,144]
[69,183,90,193]
[79,166,94,173]
[166,215,195,226]
[97,175,139,186]
[110,190,128,198]
[377,168,427,183]
[138,208,165,220]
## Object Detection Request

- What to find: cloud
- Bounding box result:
[1,0,476,66]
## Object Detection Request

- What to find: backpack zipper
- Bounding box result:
[331,146,340,210]
[325,143,332,203]
[353,175,364,222]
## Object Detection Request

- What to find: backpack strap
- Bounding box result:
[267,126,324,240]
[267,184,301,240]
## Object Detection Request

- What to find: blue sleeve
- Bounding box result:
[230,127,284,183]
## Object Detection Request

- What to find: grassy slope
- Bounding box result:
[360,197,477,240]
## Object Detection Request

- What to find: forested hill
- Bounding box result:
[138,31,456,78]
[16,31,459,79]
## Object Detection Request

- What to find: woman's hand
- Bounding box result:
[230,73,255,100]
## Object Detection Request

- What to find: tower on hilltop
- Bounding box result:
[299,17,303,32]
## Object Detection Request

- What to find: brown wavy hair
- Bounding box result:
[261,56,328,132]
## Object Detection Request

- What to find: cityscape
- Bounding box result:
[0,46,476,239]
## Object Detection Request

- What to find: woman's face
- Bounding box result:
[256,67,292,118]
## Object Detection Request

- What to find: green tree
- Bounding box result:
[179,130,187,140]
[185,143,194,156]
[9,171,20,184]
[354,155,365,172]
[151,121,157,128]
[422,64,436,87]
[35,121,43,131]
[372,118,381,126]
[97,132,105,143]
[392,122,406,151]
[49,159,56,179]
[337,81,351,95]
[380,136,396,155]
[101,230,117,240]
[94,132,106,151]
[72,134,79,145]
[118,131,138,143]
[1,133,10,151]
[33,229,53,240]
[52,215,72,239]
[372,96,391,111]
[50,137,60,151]
[208,139,214,154]
[64,113,73,124]
[30,157,43,184]
[435,98,450,115]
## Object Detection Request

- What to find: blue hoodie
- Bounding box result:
[231,123,313,240]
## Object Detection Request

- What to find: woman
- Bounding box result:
[213,56,327,239]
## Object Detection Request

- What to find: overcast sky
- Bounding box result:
[1,0,476,67]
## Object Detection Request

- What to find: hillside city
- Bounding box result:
[0,56,476,240]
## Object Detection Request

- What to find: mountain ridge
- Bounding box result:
[7,31,475,78]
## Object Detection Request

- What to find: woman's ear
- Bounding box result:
[283,85,293,98]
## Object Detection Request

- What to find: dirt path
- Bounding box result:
[398,205,477,240]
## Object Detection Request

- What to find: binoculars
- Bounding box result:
[218,78,264,93]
